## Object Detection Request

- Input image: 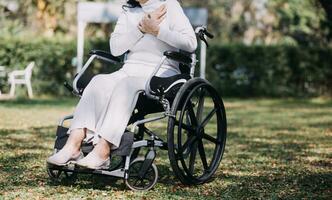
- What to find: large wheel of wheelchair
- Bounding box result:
[167,78,227,185]
[125,157,158,191]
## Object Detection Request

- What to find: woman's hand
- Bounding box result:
[138,4,167,36]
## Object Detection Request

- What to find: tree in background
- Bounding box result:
[184,0,329,46]
[0,0,77,37]
[0,0,331,46]
[318,0,332,42]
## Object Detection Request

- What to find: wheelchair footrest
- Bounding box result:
[112,132,134,156]
[54,128,134,156]
[48,163,125,178]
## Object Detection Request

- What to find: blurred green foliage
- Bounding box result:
[184,0,329,46]
[0,37,122,96]
[0,0,330,46]
[0,38,331,97]
[0,37,76,96]
[0,0,331,97]
[207,44,332,97]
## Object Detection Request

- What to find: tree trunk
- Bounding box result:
[319,0,332,41]
[319,0,332,20]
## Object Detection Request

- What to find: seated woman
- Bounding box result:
[47,0,197,169]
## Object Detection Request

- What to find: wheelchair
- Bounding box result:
[46,26,227,191]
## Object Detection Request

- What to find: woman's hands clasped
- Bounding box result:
[138,4,167,36]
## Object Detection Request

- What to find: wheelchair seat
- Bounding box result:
[150,74,191,98]
[128,74,191,124]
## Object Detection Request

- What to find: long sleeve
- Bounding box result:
[110,11,144,56]
[157,0,198,53]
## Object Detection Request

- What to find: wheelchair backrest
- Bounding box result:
[178,50,193,75]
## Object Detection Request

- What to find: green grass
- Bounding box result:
[0,98,331,199]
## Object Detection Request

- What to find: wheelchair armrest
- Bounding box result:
[164,51,192,65]
[144,51,193,100]
[89,50,122,64]
[72,50,121,95]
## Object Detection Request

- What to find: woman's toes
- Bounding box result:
[47,148,83,166]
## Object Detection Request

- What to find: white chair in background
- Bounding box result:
[8,62,35,98]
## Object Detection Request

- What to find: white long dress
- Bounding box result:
[68,0,197,148]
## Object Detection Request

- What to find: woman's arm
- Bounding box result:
[156,0,198,52]
[110,11,144,56]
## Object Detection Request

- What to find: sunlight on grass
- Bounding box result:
[0,98,331,199]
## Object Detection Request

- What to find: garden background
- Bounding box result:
[1,0,332,97]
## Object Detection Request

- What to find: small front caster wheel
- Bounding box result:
[125,157,158,191]
[47,167,62,180]
[63,164,78,180]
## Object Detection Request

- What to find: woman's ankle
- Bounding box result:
[61,144,81,155]
[71,128,86,139]
[64,128,86,152]
[93,139,111,160]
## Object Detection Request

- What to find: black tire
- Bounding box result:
[167,78,227,185]
[63,164,78,180]
[125,157,158,191]
[47,167,62,180]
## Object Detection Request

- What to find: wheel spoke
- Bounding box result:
[185,111,192,126]
[139,179,145,187]
[196,89,205,123]
[174,120,195,133]
[200,108,217,128]
[198,140,208,170]
[189,141,198,174]
[187,103,199,126]
[181,135,198,154]
[202,133,220,144]
[134,179,140,186]
[146,170,154,181]
[130,173,139,177]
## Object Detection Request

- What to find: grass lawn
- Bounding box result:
[0,98,331,199]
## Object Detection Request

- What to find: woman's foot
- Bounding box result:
[76,138,111,170]
[76,151,110,170]
[47,128,86,166]
[47,148,84,166]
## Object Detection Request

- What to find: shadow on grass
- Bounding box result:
[0,97,331,198]
[308,121,332,129]
[217,128,331,198]
[0,126,58,188]
[47,174,125,191]
[227,130,319,162]
[0,127,182,192]
[43,163,178,191]
[0,152,41,187]
[218,171,331,199]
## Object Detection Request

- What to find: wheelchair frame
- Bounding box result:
[47,26,227,191]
